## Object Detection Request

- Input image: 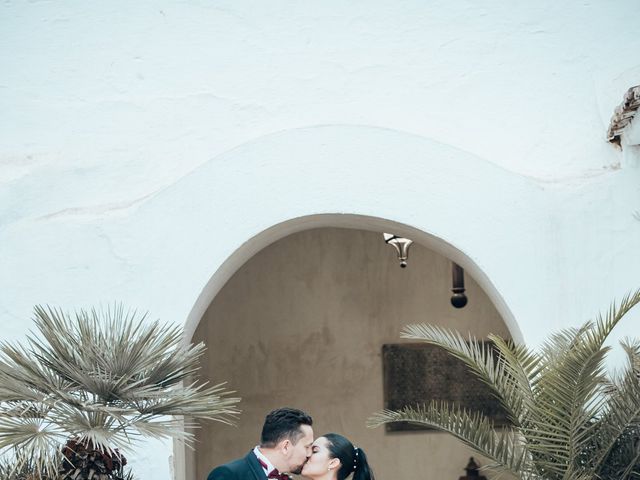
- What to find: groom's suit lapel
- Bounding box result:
[245,451,268,480]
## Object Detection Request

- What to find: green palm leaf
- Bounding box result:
[590,338,640,479]
[400,324,527,424]
[370,288,640,480]
[368,403,533,478]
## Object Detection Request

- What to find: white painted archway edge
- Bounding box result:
[121,124,638,352]
[182,212,524,344]
[157,125,542,344]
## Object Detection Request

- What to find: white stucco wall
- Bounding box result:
[2,2,640,479]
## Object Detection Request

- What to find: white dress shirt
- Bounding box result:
[253,446,275,476]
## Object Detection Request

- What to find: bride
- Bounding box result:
[301,433,375,480]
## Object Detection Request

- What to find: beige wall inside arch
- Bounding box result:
[193,227,512,480]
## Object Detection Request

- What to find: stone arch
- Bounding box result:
[184,213,522,344]
[174,213,523,480]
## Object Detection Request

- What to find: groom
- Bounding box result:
[207,407,314,480]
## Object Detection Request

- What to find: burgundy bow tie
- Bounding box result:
[268,470,290,480]
[258,458,290,480]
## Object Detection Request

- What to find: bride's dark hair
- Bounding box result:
[323,433,374,480]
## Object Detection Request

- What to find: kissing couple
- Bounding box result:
[207,407,375,480]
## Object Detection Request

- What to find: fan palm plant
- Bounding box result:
[0,305,240,480]
[368,289,640,480]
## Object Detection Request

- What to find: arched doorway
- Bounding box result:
[184,220,519,480]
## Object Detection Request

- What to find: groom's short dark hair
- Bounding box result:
[260,407,313,447]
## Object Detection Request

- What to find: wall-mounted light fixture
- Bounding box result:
[382,234,469,308]
[451,262,468,308]
[383,233,413,268]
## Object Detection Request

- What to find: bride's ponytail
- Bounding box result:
[323,433,375,480]
[352,446,374,480]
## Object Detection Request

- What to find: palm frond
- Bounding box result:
[589,338,640,478]
[371,288,640,480]
[133,382,239,424]
[0,416,66,478]
[0,303,241,478]
[401,324,527,424]
[527,291,640,479]
[368,403,533,478]
[486,335,540,424]
[0,452,60,480]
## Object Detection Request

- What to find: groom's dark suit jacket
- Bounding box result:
[207,451,267,480]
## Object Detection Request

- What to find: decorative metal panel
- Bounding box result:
[382,343,510,431]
